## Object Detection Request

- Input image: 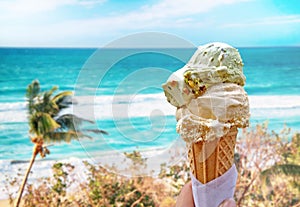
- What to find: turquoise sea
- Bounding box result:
[0,47,300,162]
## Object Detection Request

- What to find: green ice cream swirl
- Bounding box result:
[183,42,246,98]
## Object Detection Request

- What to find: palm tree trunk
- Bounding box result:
[14,144,39,207]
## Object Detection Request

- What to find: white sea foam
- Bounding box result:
[249,95,300,109]
[248,95,300,119]
[1,94,300,123]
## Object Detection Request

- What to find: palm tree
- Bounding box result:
[15,80,108,207]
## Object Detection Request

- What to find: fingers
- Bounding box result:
[219,198,236,207]
[176,181,195,207]
[176,181,236,207]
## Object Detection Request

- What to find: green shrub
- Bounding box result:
[5,124,299,207]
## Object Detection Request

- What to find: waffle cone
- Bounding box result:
[188,127,238,184]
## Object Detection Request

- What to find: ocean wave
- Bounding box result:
[1,94,300,123]
[0,102,26,111]
[249,95,300,109]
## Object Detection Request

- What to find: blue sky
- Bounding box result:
[0,0,299,47]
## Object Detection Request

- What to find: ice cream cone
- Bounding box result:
[188,126,238,184]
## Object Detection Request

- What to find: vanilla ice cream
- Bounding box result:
[162,42,250,143]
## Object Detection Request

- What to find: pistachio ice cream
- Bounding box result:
[162,42,250,143]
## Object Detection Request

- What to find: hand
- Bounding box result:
[176,181,236,207]
[176,181,194,207]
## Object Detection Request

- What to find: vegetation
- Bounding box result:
[14,80,107,207]
[4,122,299,206]
[234,123,300,206]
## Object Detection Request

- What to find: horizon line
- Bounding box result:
[1,45,300,49]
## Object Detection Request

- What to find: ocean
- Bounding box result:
[0,46,300,164]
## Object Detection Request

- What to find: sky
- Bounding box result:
[0,0,299,47]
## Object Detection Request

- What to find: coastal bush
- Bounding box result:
[5,123,300,206]
[235,123,300,206]
[19,155,181,207]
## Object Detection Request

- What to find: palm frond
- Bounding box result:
[26,80,41,114]
[26,80,40,99]
[40,86,59,115]
[45,86,58,98]
[44,131,93,144]
[55,114,108,137]
[52,91,73,110]
[30,112,60,136]
[55,114,94,131]
[84,129,109,135]
[27,87,61,116]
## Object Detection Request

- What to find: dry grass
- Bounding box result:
[235,123,300,207]
[5,123,300,207]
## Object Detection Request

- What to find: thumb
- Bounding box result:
[219,199,236,207]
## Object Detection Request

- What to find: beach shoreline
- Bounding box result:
[0,143,187,200]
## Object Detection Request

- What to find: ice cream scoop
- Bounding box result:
[176,83,249,143]
[187,42,244,75]
[162,42,246,108]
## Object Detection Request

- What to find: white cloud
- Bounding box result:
[0,0,71,14]
[139,0,248,18]
[77,0,106,7]
[222,15,300,28]
[51,0,249,33]
[0,0,250,46]
[0,0,106,18]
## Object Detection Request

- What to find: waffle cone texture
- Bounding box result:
[188,127,238,184]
